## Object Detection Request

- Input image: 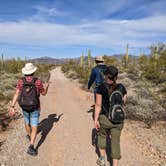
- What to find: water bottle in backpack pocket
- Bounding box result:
[18,77,39,112]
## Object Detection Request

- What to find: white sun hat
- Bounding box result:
[22,63,37,75]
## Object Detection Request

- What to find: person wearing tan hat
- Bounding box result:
[9,63,49,156]
[87,56,107,102]
[95,56,104,62]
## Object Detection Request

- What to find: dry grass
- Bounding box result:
[0,72,20,113]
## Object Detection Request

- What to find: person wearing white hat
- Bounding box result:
[9,63,49,156]
[22,63,38,75]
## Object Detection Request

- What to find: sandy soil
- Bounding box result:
[0,67,165,166]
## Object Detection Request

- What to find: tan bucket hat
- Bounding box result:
[95,56,104,62]
[22,63,37,75]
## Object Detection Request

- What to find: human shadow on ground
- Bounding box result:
[87,105,95,120]
[36,113,63,151]
[88,107,113,166]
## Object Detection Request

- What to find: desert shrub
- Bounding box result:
[126,95,165,127]
[141,51,166,84]
[103,55,118,66]
[35,64,55,82]
[2,59,25,74]
[142,57,159,82]
[62,60,76,73]
[0,92,4,100]
[62,56,119,84]
[139,55,148,70]
[61,58,92,85]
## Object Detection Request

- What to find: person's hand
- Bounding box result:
[8,107,16,117]
[94,120,100,131]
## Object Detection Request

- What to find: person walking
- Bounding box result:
[9,63,49,156]
[94,66,127,166]
[87,56,107,102]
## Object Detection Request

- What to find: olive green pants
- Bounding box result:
[98,114,124,160]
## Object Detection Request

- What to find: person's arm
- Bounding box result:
[94,93,102,130]
[118,83,127,105]
[41,83,49,96]
[88,68,96,89]
[9,89,21,116]
[123,94,127,106]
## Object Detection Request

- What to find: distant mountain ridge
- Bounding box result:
[29,56,71,64]
[29,54,137,64]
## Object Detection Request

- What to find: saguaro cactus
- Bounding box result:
[1,53,4,71]
[87,50,91,68]
[154,46,159,61]
[80,52,84,67]
[125,44,129,68]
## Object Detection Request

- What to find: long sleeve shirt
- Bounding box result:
[88,64,107,89]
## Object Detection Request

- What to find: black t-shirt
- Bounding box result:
[96,83,127,115]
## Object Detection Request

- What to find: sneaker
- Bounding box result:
[26,135,31,141]
[27,145,37,156]
[96,157,106,166]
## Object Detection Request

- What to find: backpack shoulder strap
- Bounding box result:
[101,83,111,116]
[31,77,38,85]
[31,78,39,96]
[97,65,106,81]
[21,77,27,85]
[33,77,38,82]
[103,83,111,98]
[22,77,38,85]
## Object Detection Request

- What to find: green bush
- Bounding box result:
[140,51,166,84]
[0,59,25,74]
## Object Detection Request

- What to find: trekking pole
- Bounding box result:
[46,70,51,83]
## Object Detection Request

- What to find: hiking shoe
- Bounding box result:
[26,135,31,141]
[27,145,37,156]
[96,157,106,166]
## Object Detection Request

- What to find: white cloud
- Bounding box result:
[33,6,65,17]
[0,15,166,48]
[28,6,67,22]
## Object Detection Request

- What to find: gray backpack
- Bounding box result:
[103,86,125,123]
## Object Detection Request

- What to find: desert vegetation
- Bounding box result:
[61,47,166,127]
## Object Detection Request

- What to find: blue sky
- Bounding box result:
[0,0,166,59]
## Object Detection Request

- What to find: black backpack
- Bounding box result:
[103,85,125,123]
[97,65,107,85]
[18,77,39,112]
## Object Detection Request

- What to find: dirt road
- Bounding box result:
[0,67,164,166]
